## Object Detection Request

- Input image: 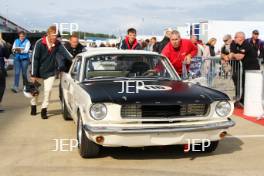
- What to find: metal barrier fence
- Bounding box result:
[182,57,243,101]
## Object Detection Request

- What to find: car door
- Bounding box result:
[63,56,82,116]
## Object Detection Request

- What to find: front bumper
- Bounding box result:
[84,118,235,134]
[83,119,235,147]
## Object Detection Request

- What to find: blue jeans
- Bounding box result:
[13,59,29,88]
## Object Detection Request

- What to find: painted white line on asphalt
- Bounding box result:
[226,135,264,139]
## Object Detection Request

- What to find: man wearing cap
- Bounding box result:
[246,30,263,59]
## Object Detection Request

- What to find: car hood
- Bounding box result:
[79,79,230,105]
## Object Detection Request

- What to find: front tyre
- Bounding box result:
[59,82,63,102]
[77,113,100,158]
[61,96,72,121]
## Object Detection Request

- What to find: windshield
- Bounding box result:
[83,54,179,81]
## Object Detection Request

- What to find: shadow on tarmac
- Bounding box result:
[87,137,243,160]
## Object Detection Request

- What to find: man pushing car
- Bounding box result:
[162,30,197,76]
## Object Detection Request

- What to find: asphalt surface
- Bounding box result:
[0,71,264,176]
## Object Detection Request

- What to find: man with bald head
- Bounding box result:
[230,31,260,106]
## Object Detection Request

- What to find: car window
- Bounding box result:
[83,54,179,81]
[71,56,82,81]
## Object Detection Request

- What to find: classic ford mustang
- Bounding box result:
[60,48,235,158]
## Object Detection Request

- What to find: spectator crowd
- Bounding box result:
[0,26,263,117]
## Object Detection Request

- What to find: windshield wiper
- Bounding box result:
[132,76,172,80]
[82,76,172,82]
[83,76,131,81]
[89,76,117,79]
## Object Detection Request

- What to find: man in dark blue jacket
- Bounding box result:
[31,25,72,119]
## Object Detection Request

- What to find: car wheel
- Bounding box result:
[59,83,63,102]
[77,113,100,158]
[61,96,72,121]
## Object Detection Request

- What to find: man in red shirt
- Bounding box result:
[162,30,197,75]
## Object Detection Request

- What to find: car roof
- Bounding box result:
[79,47,162,58]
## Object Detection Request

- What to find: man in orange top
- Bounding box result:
[162,30,197,75]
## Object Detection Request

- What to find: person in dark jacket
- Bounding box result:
[155,28,172,53]
[64,34,85,72]
[230,32,260,106]
[120,28,142,50]
[246,30,263,59]
[0,34,10,112]
[31,25,72,119]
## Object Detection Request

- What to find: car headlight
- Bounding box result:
[90,103,107,120]
[215,101,232,117]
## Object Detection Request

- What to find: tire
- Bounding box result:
[77,114,100,158]
[61,96,72,121]
[59,83,63,102]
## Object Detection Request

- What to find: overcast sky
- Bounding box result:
[1,0,264,35]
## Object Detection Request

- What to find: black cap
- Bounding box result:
[253,30,259,34]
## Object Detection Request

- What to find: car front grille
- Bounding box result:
[121,104,209,119]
